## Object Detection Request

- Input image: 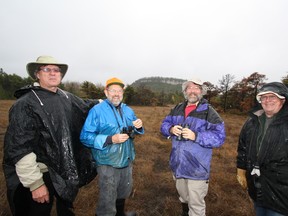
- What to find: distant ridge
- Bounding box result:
[131,76,186,93]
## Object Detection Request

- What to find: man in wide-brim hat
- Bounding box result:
[3,55,98,216]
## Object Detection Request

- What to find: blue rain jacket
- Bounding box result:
[80,99,144,168]
[161,99,225,180]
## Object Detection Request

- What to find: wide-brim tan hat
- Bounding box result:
[26,55,68,80]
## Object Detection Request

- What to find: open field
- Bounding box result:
[0,100,254,216]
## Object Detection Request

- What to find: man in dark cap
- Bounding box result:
[237,82,288,216]
[3,56,98,216]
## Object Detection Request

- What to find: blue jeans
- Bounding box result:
[255,204,285,216]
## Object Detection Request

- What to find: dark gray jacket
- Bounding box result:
[237,105,288,215]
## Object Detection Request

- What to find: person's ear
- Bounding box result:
[34,72,40,80]
[104,89,108,97]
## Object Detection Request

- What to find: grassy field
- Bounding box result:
[0,100,254,216]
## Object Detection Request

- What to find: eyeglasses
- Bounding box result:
[260,95,278,102]
[186,86,201,91]
[40,67,61,73]
[107,89,124,94]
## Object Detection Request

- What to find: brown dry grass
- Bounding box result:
[0,101,254,216]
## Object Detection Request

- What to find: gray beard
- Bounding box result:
[112,101,121,106]
[185,93,202,104]
[188,97,199,104]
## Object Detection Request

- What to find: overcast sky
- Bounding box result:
[1,0,288,86]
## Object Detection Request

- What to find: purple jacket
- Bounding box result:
[161,99,225,180]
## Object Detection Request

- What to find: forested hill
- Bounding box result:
[131,76,186,93]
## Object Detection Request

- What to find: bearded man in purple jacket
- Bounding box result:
[161,78,226,216]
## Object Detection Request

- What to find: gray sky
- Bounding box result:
[1,0,288,87]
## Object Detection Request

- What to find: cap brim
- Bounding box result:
[256,91,285,102]
[106,82,125,88]
[186,80,203,85]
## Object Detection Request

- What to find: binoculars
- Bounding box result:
[176,123,190,141]
[121,126,135,139]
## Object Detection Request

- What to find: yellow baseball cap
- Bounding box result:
[106,77,125,88]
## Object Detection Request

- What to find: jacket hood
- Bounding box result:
[14,82,41,99]
[14,83,69,106]
[249,102,288,123]
[256,82,288,103]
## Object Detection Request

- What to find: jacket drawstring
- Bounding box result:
[31,87,69,106]
[31,90,44,106]
[58,88,69,99]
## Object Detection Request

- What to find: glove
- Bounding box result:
[237,168,247,189]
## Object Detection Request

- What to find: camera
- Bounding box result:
[121,126,135,139]
[176,123,190,141]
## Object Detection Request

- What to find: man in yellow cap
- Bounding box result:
[80,77,144,216]
[3,55,98,216]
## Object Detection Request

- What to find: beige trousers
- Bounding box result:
[175,178,209,216]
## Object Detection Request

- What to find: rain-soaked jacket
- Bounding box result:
[3,84,98,213]
[160,99,225,180]
[237,105,288,215]
[80,99,144,168]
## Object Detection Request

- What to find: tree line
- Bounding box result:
[1,68,288,113]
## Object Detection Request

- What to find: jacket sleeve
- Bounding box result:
[128,108,144,135]
[160,115,173,138]
[160,104,183,138]
[237,118,250,170]
[15,153,44,191]
[134,127,144,135]
[70,93,100,115]
[80,108,108,150]
[195,106,226,148]
[4,101,37,165]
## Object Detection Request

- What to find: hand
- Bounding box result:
[237,168,247,189]
[181,128,196,141]
[133,119,143,129]
[170,125,182,137]
[32,184,49,203]
[112,134,129,144]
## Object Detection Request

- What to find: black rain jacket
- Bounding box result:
[237,105,288,215]
[3,84,98,213]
